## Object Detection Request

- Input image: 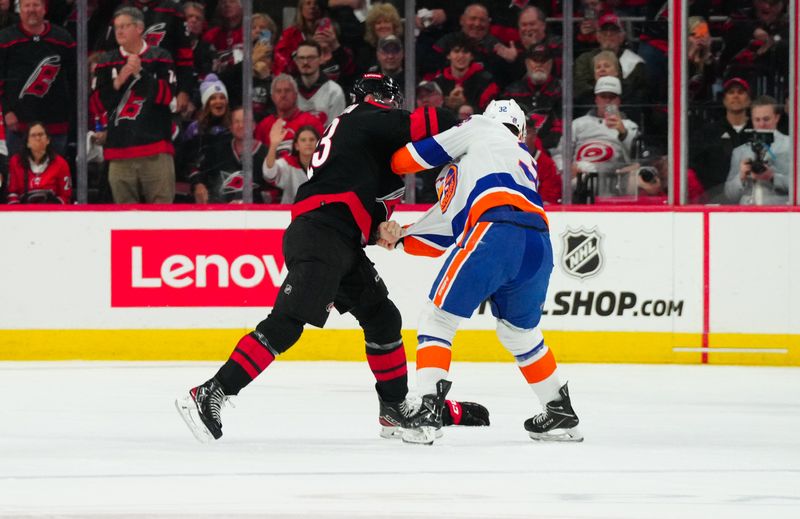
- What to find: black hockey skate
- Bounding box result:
[401,379,452,445]
[378,397,416,438]
[524,383,583,442]
[175,378,231,443]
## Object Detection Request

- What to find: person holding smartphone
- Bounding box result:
[552,76,639,201]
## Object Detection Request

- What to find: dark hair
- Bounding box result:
[20,122,56,165]
[295,40,322,57]
[292,124,320,153]
[447,33,477,55]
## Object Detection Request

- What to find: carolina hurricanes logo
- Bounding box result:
[19,55,61,98]
[436,164,458,212]
[116,91,146,123]
[576,141,614,163]
[221,170,245,198]
[144,23,167,47]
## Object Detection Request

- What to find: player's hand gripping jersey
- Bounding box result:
[292,101,455,245]
[391,115,548,256]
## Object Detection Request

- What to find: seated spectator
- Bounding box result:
[293,40,346,122]
[524,111,561,205]
[6,122,71,204]
[512,6,563,77]
[220,41,275,123]
[501,44,562,150]
[0,0,17,31]
[414,80,446,202]
[367,36,405,87]
[181,75,232,187]
[204,0,244,74]
[416,80,444,108]
[192,106,268,204]
[553,77,639,201]
[326,0,368,63]
[432,34,500,113]
[574,0,610,55]
[721,0,789,96]
[458,104,475,121]
[313,13,356,88]
[255,74,325,157]
[574,14,648,110]
[91,6,176,204]
[689,77,752,203]
[687,16,720,104]
[724,95,789,205]
[355,2,403,74]
[274,0,325,76]
[432,3,517,87]
[184,2,216,90]
[575,50,620,106]
[263,123,319,204]
[414,1,462,79]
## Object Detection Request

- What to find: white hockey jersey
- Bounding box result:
[390,115,548,257]
[553,110,639,175]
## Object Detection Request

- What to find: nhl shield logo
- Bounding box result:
[560,227,603,279]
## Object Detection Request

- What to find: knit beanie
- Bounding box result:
[200,74,228,108]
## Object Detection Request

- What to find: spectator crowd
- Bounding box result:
[0,0,793,206]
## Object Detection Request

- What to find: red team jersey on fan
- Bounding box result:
[7,154,72,204]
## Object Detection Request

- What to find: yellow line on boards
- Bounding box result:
[0,329,797,366]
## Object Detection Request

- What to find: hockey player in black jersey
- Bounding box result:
[176,74,489,442]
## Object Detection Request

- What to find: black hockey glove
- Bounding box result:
[443,399,490,426]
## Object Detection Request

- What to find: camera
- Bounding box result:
[638,166,658,184]
[742,129,774,175]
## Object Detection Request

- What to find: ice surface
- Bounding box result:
[1,361,798,518]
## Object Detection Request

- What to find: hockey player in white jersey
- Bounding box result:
[385,99,582,444]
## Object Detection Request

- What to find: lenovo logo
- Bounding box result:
[111,229,287,307]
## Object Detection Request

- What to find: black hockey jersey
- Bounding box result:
[97,0,193,94]
[0,21,76,133]
[195,138,268,203]
[91,43,176,160]
[292,102,455,244]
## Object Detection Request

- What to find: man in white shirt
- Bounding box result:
[293,40,346,122]
[724,96,789,205]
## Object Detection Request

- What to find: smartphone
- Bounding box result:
[317,17,332,31]
[584,7,596,20]
[259,29,272,44]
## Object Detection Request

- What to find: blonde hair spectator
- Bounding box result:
[364,3,403,47]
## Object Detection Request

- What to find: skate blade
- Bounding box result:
[528,426,584,443]
[401,426,440,445]
[380,426,402,439]
[175,397,214,444]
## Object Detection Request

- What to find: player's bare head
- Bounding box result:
[351,73,404,109]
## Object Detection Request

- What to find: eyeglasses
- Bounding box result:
[114,22,136,31]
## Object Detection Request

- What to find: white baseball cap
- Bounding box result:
[594,76,622,96]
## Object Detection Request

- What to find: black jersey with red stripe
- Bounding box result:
[0,21,76,133]
[292,102,456,244]
[91,44,176,160]
[98,0,193,94]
